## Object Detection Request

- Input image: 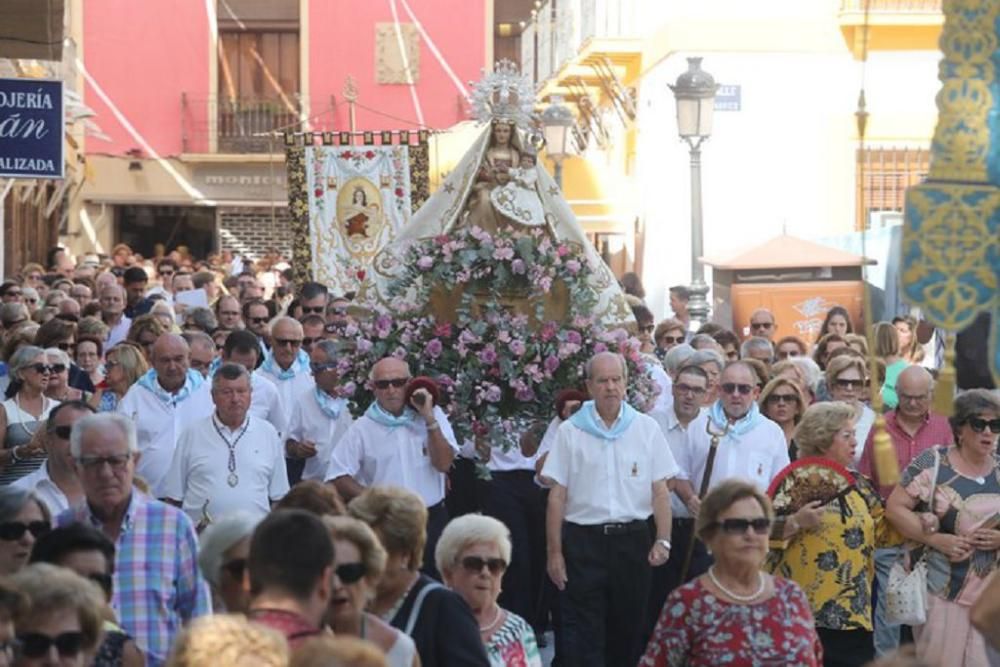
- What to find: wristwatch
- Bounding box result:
[656,538,672,551]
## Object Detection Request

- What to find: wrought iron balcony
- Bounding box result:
[181,94,303,154]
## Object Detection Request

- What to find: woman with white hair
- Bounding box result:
[687,348,724,407]
[435,514,541,667]
[197,512,260,613]
[43,348,89,403]
[0,346,59,485]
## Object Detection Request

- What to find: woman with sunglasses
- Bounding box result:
[41,349,89,404]
[766,402,889,666]
[0,487,50,576]
[641,479,821,666]
[9,563,103,667]
[323,515,418,667]
[759,377,807,458]
[89,343,148,414]
[435,514,540,667]
[886,389,1000,666]
[197,513,260,614]
[653,318,686,360]
[0,347,59,486]
[826,355,876,465]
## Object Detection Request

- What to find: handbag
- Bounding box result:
[884,447,940,626]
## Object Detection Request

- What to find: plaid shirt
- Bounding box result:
[58,491,211,666]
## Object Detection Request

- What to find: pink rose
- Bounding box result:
[493,246,515,261]
[509,339,526,356]
[478,347,497,364]
[511,259,526,274]
[544,355,560,374]
[557,245,569,257]
[425,338,443,358]
[565,259,581,274]
[417,256,434,270]
[484,384,502,403]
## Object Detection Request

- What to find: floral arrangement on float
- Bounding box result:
[335,225,659,448]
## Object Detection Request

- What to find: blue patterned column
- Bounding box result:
[902,0,1000,385]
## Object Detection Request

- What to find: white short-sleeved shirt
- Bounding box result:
[105,315,132,348]
[681,411,790,494]
[647,361,673,413]
[649,406,705,518]
[285,387,354,482]
[11,463,69,516]
[160,414,289,521]
[249,371,288,438]
[257,366,314,432]
[540,410,680,525]
[117,380,214,492]
[326,406,459,506]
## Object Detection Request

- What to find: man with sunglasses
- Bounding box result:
[328,356,458,577]
[58,412,210,666]
[116,334,214,493]
[542,351,679,667]
[297,281,329,321]
[285,339,353,483]
[12,401,95,516]
[221,330,287,440]
[259,317,315,485]
[747,308,777,342]
[858,364,952,656]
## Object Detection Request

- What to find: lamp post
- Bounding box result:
[542,95,573,188]
[669,57,718,331]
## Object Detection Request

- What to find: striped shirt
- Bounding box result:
[58,491,211,666]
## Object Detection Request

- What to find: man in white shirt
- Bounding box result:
[328,356,458,576]
[542,351,677,667]
[222,330,287,439]
[258,316,314,485]
[285,339,353,482]
[162,363,288,522]
[100,285,131,348]
[13,400,95,516]
[117,334,214,491]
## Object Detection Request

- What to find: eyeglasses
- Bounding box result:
[249,316,269,325]
[373,377,409,390]
[53,425,73,440]
[75,453,132,471]
[4,290,21,298]
[778,350,800,359]
[17,632,85,659]
[27,363,53,374]
[710,517,772,535]
[24,298,37,304]
[87,572,113,596]
[104,360,120,369]
[329,306,349,315]
[57,342,76,352]
[48,364,67,374]
[336,562,367,584]
[274,338,302,348]
[310,362,338,374]
[460,555,507,575]
[766,393,798,405]
[968,417,1000,434]
[835,378,864,389]
[750,322,774,330]
[674,383,706,396]
[222,558,246,580]
[721,382,753,396]
[0,521,50,541]
[659,335,684,345]
[302,337,316,347]
[301,306,325,315]
[898,392,930,403]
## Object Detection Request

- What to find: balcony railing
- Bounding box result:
[840,0,942,12]
[181,94,303,154]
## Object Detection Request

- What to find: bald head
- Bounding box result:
[152,333,190,392]
[371,356,411,415]
[896,365,933,419]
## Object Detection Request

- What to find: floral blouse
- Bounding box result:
[485,611,541,667]
[901,445,1000,606]
[765,467,889,631]
[639,576,822,667]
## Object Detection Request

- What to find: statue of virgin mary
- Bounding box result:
[370,60,632,325]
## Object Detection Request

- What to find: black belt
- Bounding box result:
[568,519,647,536]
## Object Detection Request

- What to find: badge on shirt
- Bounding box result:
[631,462,638,477]
[757,462,763,477]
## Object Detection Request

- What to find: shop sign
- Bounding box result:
[0,77,64,179]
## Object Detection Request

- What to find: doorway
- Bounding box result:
[116,205,217,259]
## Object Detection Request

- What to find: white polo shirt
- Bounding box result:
[105,315,132,348]
[326,406,458,507]
[649,406,705,519]
[161,414,289,521]
[11,463,69,516]
[249,371,288,438]
[681,411,789,494]
[285,387,354,482]
[540,410,679,525]
[257,366,314,437]
[117,379,214,491]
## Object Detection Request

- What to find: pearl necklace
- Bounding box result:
[708,566,766,603]
[478,606,502,634]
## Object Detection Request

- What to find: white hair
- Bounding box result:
[69,412,138,458]
[740,337,774,359]
[790,356,823,393]
[585,351,628,382]
[664,343,696,375]
[198,512,261,590]
[435,513,512,577]
[267,315,301,336]
[44,347,71,367]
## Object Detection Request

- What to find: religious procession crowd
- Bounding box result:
[0,244,994,667]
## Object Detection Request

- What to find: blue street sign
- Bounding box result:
[0,78,64,179]
[715,84,741,112]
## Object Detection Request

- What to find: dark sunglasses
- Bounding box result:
[249,316,269,325]
[721,382,753,396]
[274,338,302,348]
[24,298,37,304]
[779,350,800,358]
[968,417,1000,434]
[767,393,798,405]
[310,362,338,374]
[301,306,325,315]
[48,364,67,374]
[835,378,864,389]
[76,453,132,471]
[373,377,409,390]
[57,342,76,352]
[222,558,246,580]
[336,562,367,584]
[659,335,684,345]
[460,555,507,575]
[0,521,49,541]
[5,290,21,297]
[711,518,772,535]
[17,632,85,659]
[750,322,774,330]
[28,363,53,374]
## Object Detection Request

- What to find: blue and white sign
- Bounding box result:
[715,84,741,112]
[0,78,64,179]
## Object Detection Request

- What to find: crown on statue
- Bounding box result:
[470,59,537,128]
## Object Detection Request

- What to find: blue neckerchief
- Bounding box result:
[708,400,763,437]
[315,387,345,420]
[261,349,309,381]
[136,368,204,406]
[207,356,222,376]
[365,401,417,428]
[569,400,638,441]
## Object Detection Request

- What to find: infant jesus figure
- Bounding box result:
[489,147,547,229]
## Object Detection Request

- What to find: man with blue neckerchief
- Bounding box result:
[116,333,214,493]
[328,356,458,577]
[541,351,678,667]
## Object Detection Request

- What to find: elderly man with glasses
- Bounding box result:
[747,308,777,341]
[328,356,458,578]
